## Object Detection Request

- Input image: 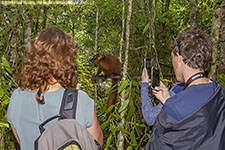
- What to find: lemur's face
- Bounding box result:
[90,54,104,64]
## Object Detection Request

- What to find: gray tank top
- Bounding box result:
[6,88,94,150]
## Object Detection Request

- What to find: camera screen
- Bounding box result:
[144,58,151,76]
[151,67,160,88]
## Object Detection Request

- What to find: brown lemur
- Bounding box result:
[91,53,122,115]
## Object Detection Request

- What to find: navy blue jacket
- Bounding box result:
[145,81,225,150]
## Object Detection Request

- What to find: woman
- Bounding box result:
[7,26,103,150]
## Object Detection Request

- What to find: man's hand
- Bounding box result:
[142,68,170,104]
[152,81,170,104]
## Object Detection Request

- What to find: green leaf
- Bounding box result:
[100,119,110,129]
[118,80,129,93]
[105,105,114,115]
[130,131,137,145]
[127,146,133,150]
[2,57,11,73]
[0,121,9,128]
[105,134,112,148]
[3,26,12,35]
[139,0,145,9]
[2,99,10,107]
[118,99,129,113]
[130,88,136,100]
[131,79,139,87]
[128,100,135,117]
[1,38,6,45]
[143,23,149,34]
[116,127,130,135]
[0,88,4,98]
[134,125,140,138]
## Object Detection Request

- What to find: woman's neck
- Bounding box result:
[46,82,62,92]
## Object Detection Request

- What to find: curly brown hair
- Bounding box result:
[21,26,78,104]
[171,29,213,70]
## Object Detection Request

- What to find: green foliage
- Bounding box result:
[0,57,19,149]
[98,77,150,149]
[196,0,214,33]
[216,74,225,87]
[77,54,95,96]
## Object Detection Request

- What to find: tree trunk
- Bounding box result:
[117,0,132,149]
[119,0,125,62]
[190,0,196,28]
[209,3,222,79]
[94,0,99,55]
[149,0,153,45]
[149,0,156,66]
[54,8,58,24]
[5,9,17,68]
[42,6,47,29]
[34,6,39,35]
[24,6,32,50]
[162,0,170,14]
[165,0,170,12]
[0,61,2,150]
[15,5,21,84]
[219,1,225,74]
[94,0,99,101]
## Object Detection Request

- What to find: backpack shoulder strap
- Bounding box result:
[38,89,78,134]
[59,88,78,120]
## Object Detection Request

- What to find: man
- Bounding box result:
[141,29,225,149]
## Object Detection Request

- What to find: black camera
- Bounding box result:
[144,58,151,76]
[151,66,160,89]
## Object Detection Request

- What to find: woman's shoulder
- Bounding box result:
[77,90,95,114]
[11,87,35,97]
[78,90,94,102]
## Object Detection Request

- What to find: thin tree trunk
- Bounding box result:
[34,6,39,35]
[0,64,2,150]
[5,10,17,67]
[119,0,125,62]
[94,0,99,54]
[149,0,153,44]
[190,0,196,28]
[4,6,21,78]
[54,8,58,24]
[160,0,170,52]
[209,3,222,79]
[24,6,32,50]
[42,6,47,29]
[94,0,99,102]
[165,0,170,12]
[162,0,170,14]
[149,0,156,66]
[117,0,132,149]
[15,5,21,84]
[219,1,225,74]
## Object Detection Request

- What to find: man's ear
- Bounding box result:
[177,53,184,64]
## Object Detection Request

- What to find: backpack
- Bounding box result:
[34,89,101,150]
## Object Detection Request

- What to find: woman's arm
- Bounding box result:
[141,83,163,126]
[87,110,104,146]
[10,124,20,146]
[141,68,163,126]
